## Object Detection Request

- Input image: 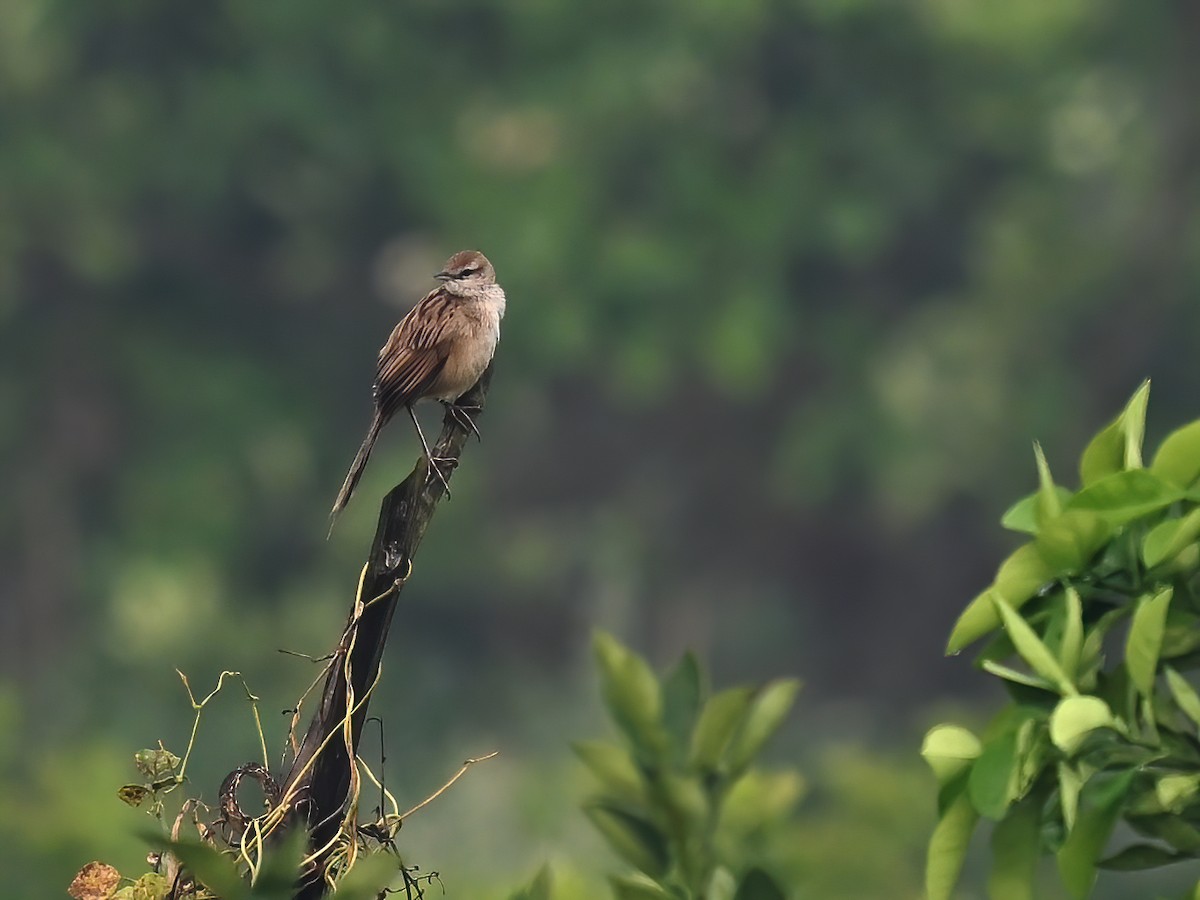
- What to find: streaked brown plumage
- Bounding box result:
[329,250,505,529]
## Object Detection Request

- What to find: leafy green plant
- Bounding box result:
[577,631,799,900]
[924,381,1200,899]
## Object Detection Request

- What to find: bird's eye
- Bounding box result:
[457,267,478,278]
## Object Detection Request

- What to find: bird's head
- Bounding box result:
[435,250,495,293]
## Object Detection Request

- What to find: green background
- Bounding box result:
[4,0,1200,896]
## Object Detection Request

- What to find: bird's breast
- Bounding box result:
[429,303,501,402]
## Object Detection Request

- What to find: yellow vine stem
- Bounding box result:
[283,661,334,762]
[399,752,500,821]
[241,816,267,884]
[332,636,363,879]
[355,756,402,821]
[175,670,269,783]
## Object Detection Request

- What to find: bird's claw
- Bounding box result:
[443,401,483,441]
[425,455,458,497]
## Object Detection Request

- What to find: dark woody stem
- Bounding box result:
[282,365,494,899]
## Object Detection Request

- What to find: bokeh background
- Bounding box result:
[4,0,1200,897]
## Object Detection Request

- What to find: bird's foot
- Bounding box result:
[425,455,458,497]
[442,401,482,441]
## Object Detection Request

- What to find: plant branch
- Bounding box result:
[280,366,494,899]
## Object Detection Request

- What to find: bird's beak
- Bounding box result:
[434,271,451,282]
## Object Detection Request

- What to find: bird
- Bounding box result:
[329,249,506,530]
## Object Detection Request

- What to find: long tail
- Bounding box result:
[328,412,384,536]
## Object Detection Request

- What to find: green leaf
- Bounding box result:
[1059,763,1082,833]
[239,828,309,896]
[509,865,555,900]
[139,832,250,900]
[660,772,708,824]
[1001,453,1073,534]
[1166,667,1200,727]
[689,686,753,770]
[1098,843,1194,870]
[1143,509,1200,568]
[1080,413,1124,486]
[1127,588,1173,696]
[1067,469,1183,527]
[980,660,1056,692]
[1079,380,1149,486]
[1168,543,1200,573]
[725,678,801,772]
[573,740,645,801]
[969,729,1018,819]
[607,874,674,900]
[660,651,703,754]
[992,595,1075,695]
[1162,612,1200,660]
[1156,774,1200,813]
[1057,769,1135,899]
[332,853,402,899]
[926,778,979,900]
[1049,696,1114,755]
[1151,419,1200,489]
[134,748,181,780]
[1139,692,1159,746]
[1035,442,1064,522]
[1000,492,1041,535]
[529,866,555,900]
[1012,718,1047,799]
[734,868,787,900]
[584,802,670,878]
[111,873,170,900]
[987,793,1042,900]
[706,867,737,900]
[921,724,982,785]
[1128,813,1200,854]
[594,632,666,758]
[1078,607,1132,686]
[1122,380,1151,469]
[947,544,1057,653]
[1036,510,1112,575]
[1061,587,1084,678]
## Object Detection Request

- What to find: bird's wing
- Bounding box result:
[373,287,457,418]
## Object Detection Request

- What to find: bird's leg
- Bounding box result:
[442,400,482,442]
[407,405,454,497]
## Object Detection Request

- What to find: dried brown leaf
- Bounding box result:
[68,861,120,900]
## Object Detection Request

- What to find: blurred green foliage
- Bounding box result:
[3,0,1200,897]
[578,632,796,898]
